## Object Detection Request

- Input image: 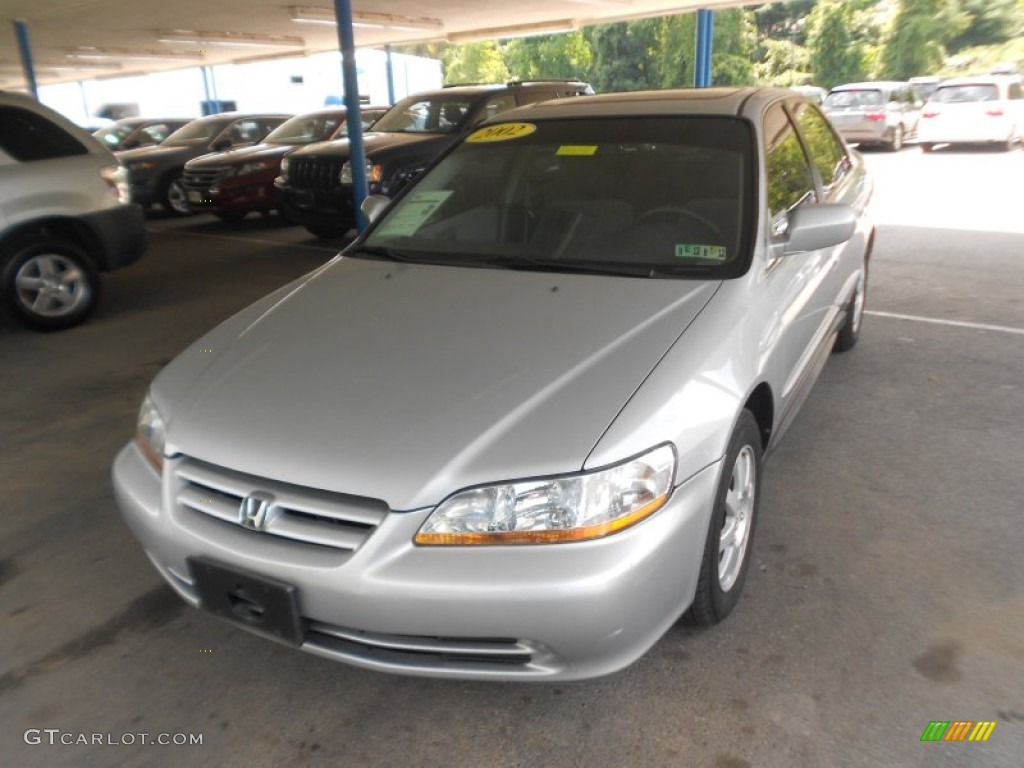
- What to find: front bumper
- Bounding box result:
[276,183,356,229]
[183,173,279,214]
[113,442,719,681]
[80,204,147,271]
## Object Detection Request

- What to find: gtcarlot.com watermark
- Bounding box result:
[24,729,203,746]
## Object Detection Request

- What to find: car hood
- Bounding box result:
[119,143,195,165]
[287,131,453,160]
[156,258,719,510]
[187,143,291,169]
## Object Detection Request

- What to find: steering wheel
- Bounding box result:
[635,206,726,245]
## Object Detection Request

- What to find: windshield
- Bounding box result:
[370,95,476,134]
[265,114,343,145]
[824,90,883,108]
[932,84,999,103]
[162,120,218,146]
[360,117,754,279]
[94,124,135,148]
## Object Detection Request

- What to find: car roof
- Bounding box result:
[829,81,908,91]
[403,80,591,100]
[491,87,788,121]
[190,112,291,124]
[936,75,1013,87]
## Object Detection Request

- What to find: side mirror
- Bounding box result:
[783,204,856,255]
[360,194,391,224]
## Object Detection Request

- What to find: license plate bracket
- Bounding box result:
[189,557,304,646]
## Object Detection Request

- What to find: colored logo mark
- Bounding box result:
[921,721,997,742]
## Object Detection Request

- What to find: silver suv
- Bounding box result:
[823,81,923,151]
[0,92,146,330]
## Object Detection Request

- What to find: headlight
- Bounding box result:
[99,164,130,204]
[135,392,167,472]
[339,160,383,185]
[231,160,276,177]
[415,444,675,546]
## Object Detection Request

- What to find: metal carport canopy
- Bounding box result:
[2,0,753,88]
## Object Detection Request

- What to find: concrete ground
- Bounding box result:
[1,146,1022,768]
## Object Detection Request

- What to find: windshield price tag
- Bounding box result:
[375,190,452,237]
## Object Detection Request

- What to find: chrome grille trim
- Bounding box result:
[172,456,387,552]
[288,157,344,190]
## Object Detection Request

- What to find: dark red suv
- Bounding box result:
[181,106,387,221]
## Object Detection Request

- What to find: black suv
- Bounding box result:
[276,80,593,238]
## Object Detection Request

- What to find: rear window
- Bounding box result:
[824,90,883,108]
[0,106,88,162]
[932,84,1000,103]
[362,117,755,279]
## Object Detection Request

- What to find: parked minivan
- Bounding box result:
[823,81,923,151]
[918,75,1023,152]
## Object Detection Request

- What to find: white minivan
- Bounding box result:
[918,75,1024,152]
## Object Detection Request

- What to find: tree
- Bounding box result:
[442,42,509,85]
[880,0,969,79]
[583,20,661,92]
[807,0,867,87]
[710,9,758,86]
[947,0,1023,52]
[504,31,593,81]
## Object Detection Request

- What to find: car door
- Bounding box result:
[759,102,838,431]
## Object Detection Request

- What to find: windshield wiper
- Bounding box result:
[349,245,418,263]
[484,256,706,278]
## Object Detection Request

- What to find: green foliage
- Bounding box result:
[808,0,867,87]
[583,20,661,92]
[441,41,509,85]
[880,0,969,79]
[947,0,1023,52]
[504,32,593,81]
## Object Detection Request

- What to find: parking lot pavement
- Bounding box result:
[2,149,1023,767]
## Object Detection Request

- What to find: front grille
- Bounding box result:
[288,157,345,190]
[183,167,227,190]
[305,622,536,669]
[172,457,387,553]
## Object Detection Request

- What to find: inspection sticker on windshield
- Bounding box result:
[375,190,452,237]
[676,244,727,261]
[466,122,537,143]
[556,145,598,156]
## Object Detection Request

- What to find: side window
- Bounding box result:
[791,102,848,191]
[764,105,816,222]
[0,106,88,162]
[475,94,517,125]
[225,119,262,145]
[1009,83,1023,101]
[139,123,171,145]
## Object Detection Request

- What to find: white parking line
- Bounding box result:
[867,310,1024,336]
[148,227,343,253]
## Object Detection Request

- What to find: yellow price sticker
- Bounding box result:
[556,145,598,156]
[466,122,537,143]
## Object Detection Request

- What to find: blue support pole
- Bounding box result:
[385,45,396,105]
[694,9,715,88]
[200,67,213,114]
[334,0,368,233]
[13,19,39,100]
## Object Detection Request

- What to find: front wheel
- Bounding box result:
[686,410,763,626]
[1,236,100,331]
[162,175,191,216]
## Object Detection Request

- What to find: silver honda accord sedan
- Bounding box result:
[113,88,873,681]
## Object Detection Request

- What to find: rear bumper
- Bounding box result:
[80,204,147,271]
[113,441,720,681]
[917,119,1015,145]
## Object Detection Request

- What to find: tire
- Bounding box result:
[886,124,904,152]
[834,258,868,353]
[303,223,351,239]
[213,211,247,222]
[1,236,100,331]
[686,410,763,627]
[160,174,192,216]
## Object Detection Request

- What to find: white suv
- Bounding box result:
[0,91,146,330]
